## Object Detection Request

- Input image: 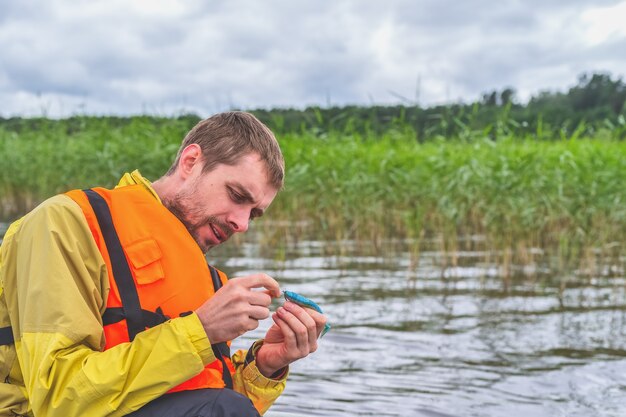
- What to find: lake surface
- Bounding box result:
[2,225,625,416]
[218,237,626,417]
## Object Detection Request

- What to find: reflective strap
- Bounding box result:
[84,189,145,341]
[0,326,14,346]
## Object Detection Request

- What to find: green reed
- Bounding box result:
[1,117,624,278]
[264,130,625,278]
[0,117,187,215]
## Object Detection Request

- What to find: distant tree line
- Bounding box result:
[251,72,626,140]
[1,72,625,140]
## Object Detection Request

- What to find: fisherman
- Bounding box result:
[0,112,327,416]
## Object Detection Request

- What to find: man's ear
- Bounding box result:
[178,144,202,179]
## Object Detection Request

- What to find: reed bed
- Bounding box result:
[0,117,187,215]
[267,131,625,278]
[1,117,624,279]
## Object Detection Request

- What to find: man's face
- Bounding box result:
[163,153,279,253]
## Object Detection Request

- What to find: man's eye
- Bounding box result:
[229,189,245,203]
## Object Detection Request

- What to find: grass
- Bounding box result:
[1,116,624,279]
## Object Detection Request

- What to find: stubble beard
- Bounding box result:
[162,194,231,254]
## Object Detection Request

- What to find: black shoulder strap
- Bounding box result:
[211,342,233,389]
[208,265,223,292]
[207,264,233,389]
[84,189,145,341]
[0,326,14,346]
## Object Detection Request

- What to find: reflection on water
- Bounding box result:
[216,238,626,417]
[2,224,625,416]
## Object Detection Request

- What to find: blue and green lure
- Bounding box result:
[283,290,331,338]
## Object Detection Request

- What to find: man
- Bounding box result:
[0,112,327,416]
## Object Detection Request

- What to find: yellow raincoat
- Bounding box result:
[0,171,286,416]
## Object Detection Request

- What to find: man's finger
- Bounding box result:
[285,302,328,339]
[249,291,273,307]
[248,305,271,321]
[235,274,281,296]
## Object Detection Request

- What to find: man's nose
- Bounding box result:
[228,208,250,233]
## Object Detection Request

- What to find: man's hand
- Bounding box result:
[195,274,281,344]
[255,301,328,377]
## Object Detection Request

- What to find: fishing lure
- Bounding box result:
[283,290,331,337]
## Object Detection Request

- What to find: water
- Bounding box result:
[2,224,625,416]
[215,238,626,417]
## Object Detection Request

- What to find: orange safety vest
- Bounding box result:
[66,185,235,392]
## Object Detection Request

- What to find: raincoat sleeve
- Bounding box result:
[232,341,288,415]
[1,195,283,416]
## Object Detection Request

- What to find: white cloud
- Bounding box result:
[0,0,625,117]
[581,1,626,45]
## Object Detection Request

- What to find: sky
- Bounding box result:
[1,0,625,117]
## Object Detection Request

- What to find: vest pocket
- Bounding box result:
[125,238,165,284]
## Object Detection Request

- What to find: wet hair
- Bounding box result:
[166,111,284,189]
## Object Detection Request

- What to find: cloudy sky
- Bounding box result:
[1,0,625,117]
